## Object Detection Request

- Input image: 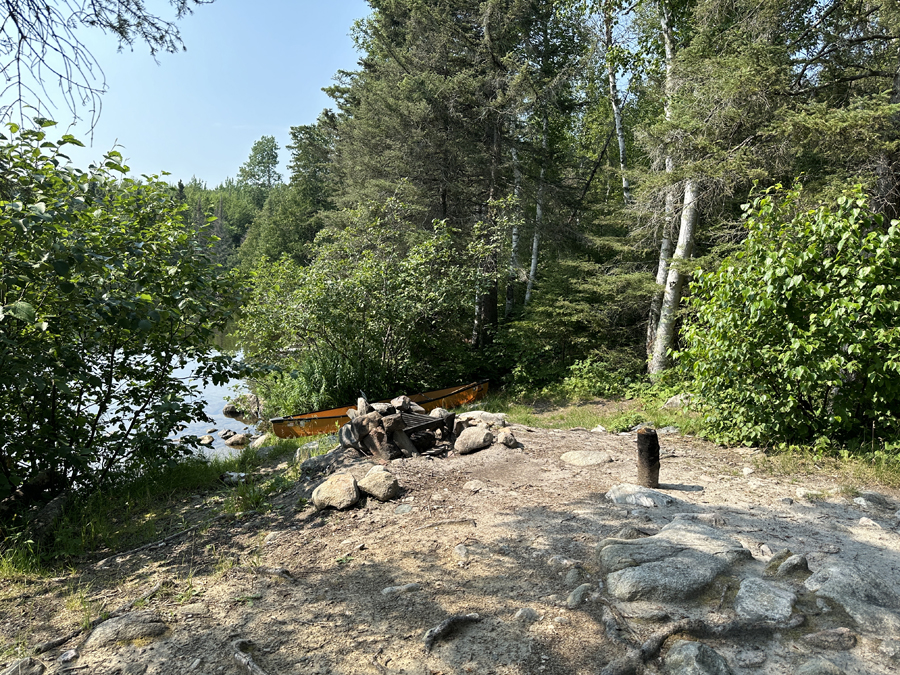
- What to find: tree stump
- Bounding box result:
[637,428,660,488]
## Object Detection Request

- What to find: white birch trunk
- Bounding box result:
[649,179,698,374]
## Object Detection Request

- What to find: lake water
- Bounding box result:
[170,357,258,458]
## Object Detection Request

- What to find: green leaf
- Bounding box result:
[2,301,37,323]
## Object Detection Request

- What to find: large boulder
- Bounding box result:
[358,467,401,501]
[455,425,493,455]
[312,473,360,510]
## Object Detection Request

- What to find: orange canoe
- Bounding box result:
[270,380,489,439]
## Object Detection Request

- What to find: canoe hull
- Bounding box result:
[270,380,489,439]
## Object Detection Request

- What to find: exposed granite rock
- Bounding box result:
[805,563,900,639]
[83,611,167,650]
[734,578,796,622]
[664,640,732,675]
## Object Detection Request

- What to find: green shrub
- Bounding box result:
[681,184,900,445]
[0,121,248,505]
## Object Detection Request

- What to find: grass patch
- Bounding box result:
[753,443,900,490]
[474,386,703,436]
[0,433,330,577]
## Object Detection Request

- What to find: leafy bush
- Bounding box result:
[0,121,247,505]
[681,185,900,445]
[234,198,475,415]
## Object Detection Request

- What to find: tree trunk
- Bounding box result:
[646,223,673,356]
[874,44,900,221]
[525,111,549,307]
[649,179,698,375]
[506,146,521,318]
[604,8,631,204]
[647,0,679,362]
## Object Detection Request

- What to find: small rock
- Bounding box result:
[453,544,468,561]
[263,531,281,545]
[776,554,810,577]
[188,658,202,671]
[497,430,518,447]
[224,433,250,448]
[206,428,217,434]
[394,504,413,515]
[250,435,269,449]
[358,470,401,501]
[566,583,593,608]
[218,429,235,440]
[455,425,493,455]
[781,498,794,505]
[312,473,360,510]
[547,555,577,568]
[853,497,872,510]
[83,611,167,649]
[859,490,892,509]
[764,548,795,575]
[859,517,881,528]
[564,567,583,586]
[429,407,450,418]
[390,395,411,412]
[802,627,857,650]
[664,640,732,675]
[381,583,421,596]
[58,650,77,664]
[464,480,486,492]
[796,657,843,675]
[591,425,607,433]
[560,450,612,466]
[734,578,797,622]
[553,616,570,624]
[220,472,247,486]
[370,402,395,415]
[0,658,45,675]
[198,435,214,446]
[742,467,755,476]
[605,483,675,508]
[514,607,540,624]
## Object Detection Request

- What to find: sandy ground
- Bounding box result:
[1,412,899,675]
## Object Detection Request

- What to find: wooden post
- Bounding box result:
[637,428,660,488]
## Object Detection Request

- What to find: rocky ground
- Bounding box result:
[2,411,900,675]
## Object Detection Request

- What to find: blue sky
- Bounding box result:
[45,0,370,186]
